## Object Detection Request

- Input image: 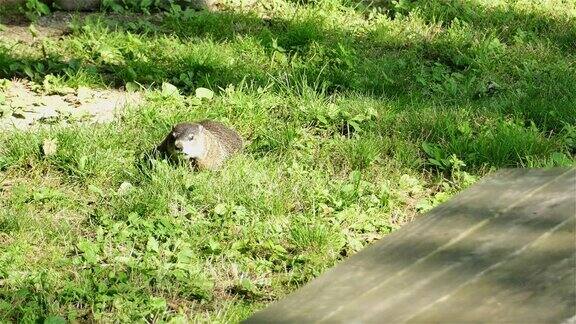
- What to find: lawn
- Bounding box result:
[0,0,574,322]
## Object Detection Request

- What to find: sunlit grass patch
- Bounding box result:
[0,0,574,321]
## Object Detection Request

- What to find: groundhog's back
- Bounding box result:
[199,120,243,154]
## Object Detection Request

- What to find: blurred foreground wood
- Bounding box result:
[245,168,576,323]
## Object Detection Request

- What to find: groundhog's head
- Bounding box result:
[166,122,207,160]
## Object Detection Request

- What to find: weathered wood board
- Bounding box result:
[245,168,576,323]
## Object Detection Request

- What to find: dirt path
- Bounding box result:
[0,11,83,44]
[0,79,143,131]
[0,11,146,132]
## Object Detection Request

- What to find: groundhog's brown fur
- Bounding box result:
[155,119,243,171]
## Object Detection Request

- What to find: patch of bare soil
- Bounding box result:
[0,11,168,44]
[0,11,86,44]
[0,0,268,43]
[0,79,143,131]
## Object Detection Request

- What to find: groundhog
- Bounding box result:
[155,120,243,171]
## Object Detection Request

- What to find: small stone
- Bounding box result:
[42,138,58,157]
[117,181,134,195]
[195,87,214,100]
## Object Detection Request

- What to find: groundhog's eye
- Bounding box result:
[188,135,194,140]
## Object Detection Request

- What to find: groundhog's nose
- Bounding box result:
[174,141,183,150]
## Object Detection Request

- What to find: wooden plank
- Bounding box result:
[244,168,576,323]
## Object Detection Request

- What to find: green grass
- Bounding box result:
[1,0,575,322]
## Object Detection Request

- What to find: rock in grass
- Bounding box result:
[42,138,58,157]
[117,181,134,195]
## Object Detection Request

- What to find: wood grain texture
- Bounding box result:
[245,168,576,324]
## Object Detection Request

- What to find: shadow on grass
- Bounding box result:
[345,0,576,52]
[0,1,575,133]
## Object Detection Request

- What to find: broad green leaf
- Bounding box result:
[77,240,100,264]
[29,24,39,38]
[147,236,159,252]
[422,142,435,157]
[149,296,166,310]
[125,82,140,92]
[37,1,50,15]
[428,158,443,167]
[140,0,153,8]
[349,170,361,183]
[44,316,65,324]
[78,155,87,171]
[23,66,34,79]
[347,120,361,132]
[347,237,364,253]
[195,87,214,100]
[214,203,227,215]
[240,278,257,293]
[88,184,104,196]
[162,82,179,97]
